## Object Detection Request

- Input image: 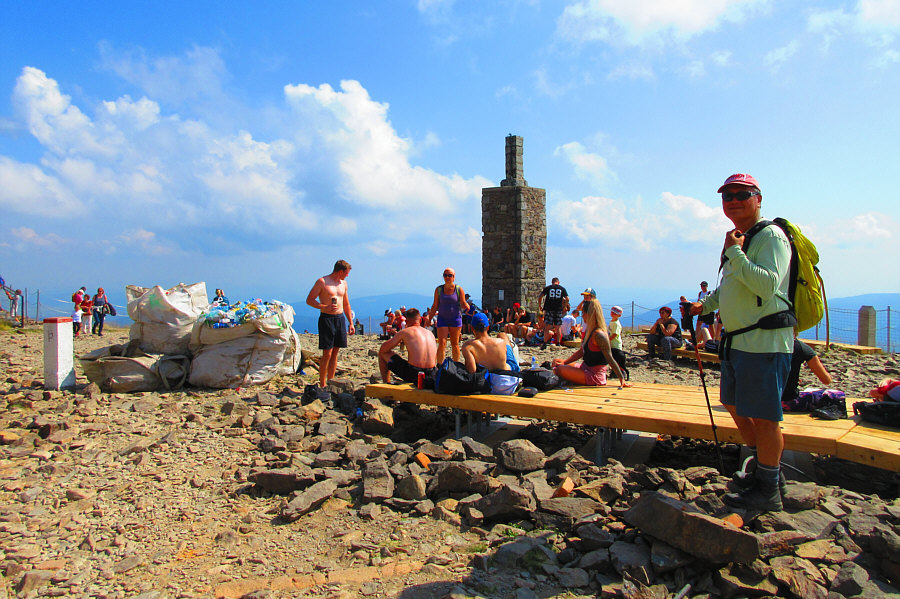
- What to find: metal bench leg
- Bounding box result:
[455,410,461,439]
[593,427,609,464]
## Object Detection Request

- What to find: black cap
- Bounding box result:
[700,281,708,286]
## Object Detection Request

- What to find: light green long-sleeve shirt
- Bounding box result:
[701,218,793,354]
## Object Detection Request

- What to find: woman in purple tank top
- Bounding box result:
[426,267,469,362]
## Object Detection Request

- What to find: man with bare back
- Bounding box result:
[378,309,437,384]
[306,260,355,388]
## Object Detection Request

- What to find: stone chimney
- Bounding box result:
[482,135,546,312]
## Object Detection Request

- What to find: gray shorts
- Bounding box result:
[720,349,791,421]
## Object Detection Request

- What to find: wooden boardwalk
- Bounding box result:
[365,382,900,471]
[634,341,720,363]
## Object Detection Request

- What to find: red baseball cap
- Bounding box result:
[717,173,759,193]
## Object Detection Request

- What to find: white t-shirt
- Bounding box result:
[560,314,575,336]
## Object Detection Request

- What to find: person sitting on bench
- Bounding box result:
[646,306,683,362]
[378,309,438,384]
[462,313,519,373]
[552,299,632,388]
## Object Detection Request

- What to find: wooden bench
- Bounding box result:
[365,383,899,471]
[801,339,882,355]
[634,341,720,364]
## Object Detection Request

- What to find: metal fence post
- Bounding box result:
[888,306,892,353]
[631,301,634,332]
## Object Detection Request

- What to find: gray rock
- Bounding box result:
[494,537,540,568]
[255,391,279,407]
[344,439,380,465]
[624,492,760,565]
[395,474,427,501]
[495,439,546,472]
[609,541,653,585]
[575,522,616,550]
[362,457,394,503]
[257,436,286,453]
[768,556,828,599]
[313,450,343,468]
[281,479,338,521]
[540,497,605,521]
[830,561,870,596]
[361,401,394,434]
[248,467,315,494]
[545,446,577,470]
[441,438,466,460]
[782,482,822,510]
[430,461,491,495]
[578,548,611,570]
[317,418,348,437]
[576,474,626,504]
[756,509,838,540]
[475,484,536,521]
[715,561,779,598]
[555,567,590,588]
[460,436,494,461]
[17,570,52,594]
[650,540,693,574]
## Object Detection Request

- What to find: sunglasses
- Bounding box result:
[721,190,760,202]
[443,273,454,278]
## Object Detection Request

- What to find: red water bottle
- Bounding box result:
[417,371,424,389]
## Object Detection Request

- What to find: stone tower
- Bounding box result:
[482,135,546,312]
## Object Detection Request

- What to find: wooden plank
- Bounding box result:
[365,383,862,459]
[800,338,882,355]
[634,342,720,364]
[835,419,900,471]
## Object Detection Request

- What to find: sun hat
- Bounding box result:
[473,312,491,329]
[717,173,759,193]
[611,305,623,315]
[580,288,597,298]
[513,302,520,308]
[659,306,673,314]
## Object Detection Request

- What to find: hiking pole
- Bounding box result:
[680,301,726,474]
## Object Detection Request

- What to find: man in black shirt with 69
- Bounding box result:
[538,277,569,347]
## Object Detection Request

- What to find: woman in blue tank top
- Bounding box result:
[426,267,469,362]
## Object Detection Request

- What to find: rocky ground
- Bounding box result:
[1,322,899,599]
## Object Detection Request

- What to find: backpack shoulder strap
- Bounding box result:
[719,219,773,270]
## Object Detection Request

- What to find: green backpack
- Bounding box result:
[741,217,826,334]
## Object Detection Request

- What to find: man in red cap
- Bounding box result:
[691,173,793,512]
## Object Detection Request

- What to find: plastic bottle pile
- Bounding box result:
[201,299,288,329]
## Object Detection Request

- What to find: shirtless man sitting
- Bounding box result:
[378,309,438,384]
[462,313,520,373]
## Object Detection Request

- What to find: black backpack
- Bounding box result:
[434,358,491,395]
[853,400,900,428]
[498,367,561,391]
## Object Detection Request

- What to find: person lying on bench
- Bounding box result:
[552,298,632,389]
[462,313,520,373]
[378,308,438,384]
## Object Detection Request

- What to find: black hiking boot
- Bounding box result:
[723,480,783,512]
[732,455,787,494]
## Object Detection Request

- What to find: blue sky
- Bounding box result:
[1,0,898,314]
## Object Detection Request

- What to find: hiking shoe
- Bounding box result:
[811,400,847,420]
[732,456,787,494]
[724,482,783,512]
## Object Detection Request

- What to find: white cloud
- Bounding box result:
[283,80,489,213]
[764,40,800,70]
[554,142,616,188]
[449,227,482,254]
[607,64,655,80]
[0,157,82,216]
[556,195,651,249]
[557,0,767,46]
[711,50,732,66]
[554,191,731,251]
[859,0,900,27]
[1,58,488,256]
[9,227,66,248]
[817,212,895,247]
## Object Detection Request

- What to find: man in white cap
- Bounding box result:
[691,173,793,512]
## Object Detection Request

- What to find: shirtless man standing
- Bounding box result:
[462,313,520,373]
[378,309,438,384]
[306,260,355,388]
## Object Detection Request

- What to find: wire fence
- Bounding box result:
[4,288,897,353]
[605,299,897,354]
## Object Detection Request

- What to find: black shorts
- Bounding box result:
[318,313,348,349]
[699,312,715,326]
[388,355,434,384]
[545,310,564,326]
